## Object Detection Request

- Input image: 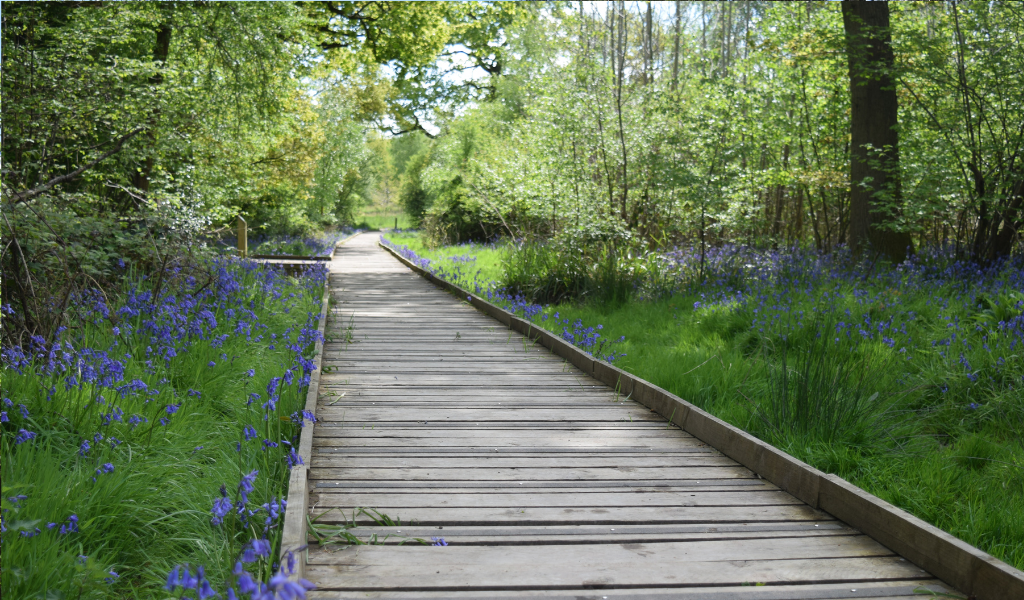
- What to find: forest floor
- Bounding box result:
[382,231,1024,570]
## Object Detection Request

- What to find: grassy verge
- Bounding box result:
[382,232,1024,570]
[1,258,326,598]
[355,211,414,231]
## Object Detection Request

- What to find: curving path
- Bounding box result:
[304,233,955,599]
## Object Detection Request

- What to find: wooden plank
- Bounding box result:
[310,438,706,449]
[306,580,954,599]
[309,466,756,481]
[309,456,731,468]
[313,420,686,430]
[311,480,774,491]
[315,408,662,422]
[308,504,831,526]
[309,535,894,565]
[305,555,923,590]
[311,481,774,491]
[311,456,737,469]
[309,523,858,547]
[310,490,802,509]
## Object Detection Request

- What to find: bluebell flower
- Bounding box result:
[179,567,198,590]
[243,425,258,440]
[93,463,115,481]
[15,429,37,444]
[59,514,79,534]
[250,537,272,558]
[238,470,258,504]
[431,536,448,546]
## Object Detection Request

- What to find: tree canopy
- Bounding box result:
[3,0,1023,338]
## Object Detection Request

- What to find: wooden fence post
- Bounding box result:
[237,216,247,258]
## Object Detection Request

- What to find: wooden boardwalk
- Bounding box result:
[304,233,955,599]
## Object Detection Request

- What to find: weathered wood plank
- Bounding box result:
[305,555,923,590]
[309,456,733,468]
[311,438,707,449]
[309,466,756,481]
[306,580,953,599]
[310,490,803,509]
[308,504,832,526]
[315,408,662,422]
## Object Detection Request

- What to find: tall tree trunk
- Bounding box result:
[700,2,707,78]
[132,6,172,195]
[672,0,681,90]
[645,1,653,85]
[841,0,914,262]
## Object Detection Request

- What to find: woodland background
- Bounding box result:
[4,2,1023,339]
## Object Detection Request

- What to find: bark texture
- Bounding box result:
[842,0,914,262]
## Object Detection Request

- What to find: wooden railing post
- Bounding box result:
[237,216,247,258]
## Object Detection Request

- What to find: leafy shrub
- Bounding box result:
[501,227,669,305]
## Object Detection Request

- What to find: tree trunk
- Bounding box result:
[132,6,173,195]
[672,0,681,90]
[841,0,914,262]
[645,1,653,85]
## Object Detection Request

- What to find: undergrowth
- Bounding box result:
[1,258,326,598]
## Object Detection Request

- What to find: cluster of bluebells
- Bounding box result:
[551,314,626,363]
[671,242,1024,405]
[380,237,628,363]
[209,470,288,537]
[166,547,314,600]
[1,256,327,590]
[1,504,78,538]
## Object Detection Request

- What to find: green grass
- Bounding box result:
[355,211,414,231]
[385,232,505,287]
[1,261,325,598]
[550,297,1024,569]
[388,231,1024,570]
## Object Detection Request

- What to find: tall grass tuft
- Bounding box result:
[745,320,896,448]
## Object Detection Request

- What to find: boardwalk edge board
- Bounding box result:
[278,236,355,579]
[380,240,1024,600]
